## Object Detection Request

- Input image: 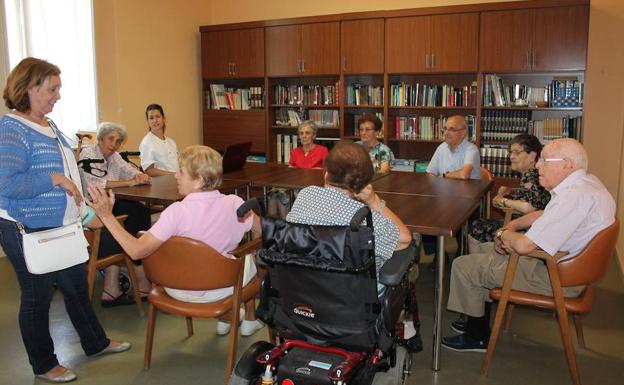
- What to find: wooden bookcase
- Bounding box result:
[199,0,589,170]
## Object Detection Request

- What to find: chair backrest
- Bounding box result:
[558,218,619,287]
[480,166,493,181]
[143,236,243,291]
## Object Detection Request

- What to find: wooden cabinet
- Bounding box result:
[480,5,588,72]
[201,28,264,78]
[386,13,478,73]
[266,22,339,76]
[203,110,266,153]
[341,19,384,74]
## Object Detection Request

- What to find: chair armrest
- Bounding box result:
[523,248,569,261]
[231,238,262,259]
[379,240,417,287]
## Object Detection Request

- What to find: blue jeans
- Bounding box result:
[0,218,110,375]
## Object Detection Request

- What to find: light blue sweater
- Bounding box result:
[0,115,70,229]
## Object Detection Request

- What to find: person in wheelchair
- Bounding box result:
[232,141,422,385]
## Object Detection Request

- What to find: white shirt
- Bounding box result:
[139,132,179,172]
[525,169,615,261]
[426,138,481,179]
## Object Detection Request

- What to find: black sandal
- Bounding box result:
[101,290,135,308]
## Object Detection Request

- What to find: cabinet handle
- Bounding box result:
[232,62,236,76]
[302,59,305,73]
[432,54,436,69]
[296,59,301,73]
[526,52,531,69]
[342,57,346,71]
[532,51,537,69]
[425,54,430,69]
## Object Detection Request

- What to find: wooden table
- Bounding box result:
[112,175,248,205]
[372,171,491,200]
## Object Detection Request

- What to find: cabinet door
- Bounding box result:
[385,16,430,73]
[201,30,235,78]
[430,13,478,72]
[532,5,588,71]
[300,22,340,75]
[232,28,265,78]
[341,19,384,74]
[266,25,301,76]
[480,9,533,72]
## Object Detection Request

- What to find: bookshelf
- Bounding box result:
[199,0,589,176]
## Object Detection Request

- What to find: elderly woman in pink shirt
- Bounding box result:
[87,145,264,337]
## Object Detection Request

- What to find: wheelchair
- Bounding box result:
[230,199,418,385]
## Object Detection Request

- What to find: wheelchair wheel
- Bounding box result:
[372,347,411,385]
[228,341,275,385]
[119,270,131,294]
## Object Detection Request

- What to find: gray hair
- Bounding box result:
[549,138,588,170]
[96,121,127,142]
[298,120,318,137]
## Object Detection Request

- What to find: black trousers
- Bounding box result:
[97,199,151,263]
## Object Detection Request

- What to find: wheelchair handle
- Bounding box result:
[237,197,260,218]
[350,206,372,231]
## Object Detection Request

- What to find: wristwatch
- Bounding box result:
[495,227,508,240]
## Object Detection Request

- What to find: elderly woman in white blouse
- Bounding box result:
[78,122,152,306]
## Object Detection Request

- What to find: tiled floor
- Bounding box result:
[0,253,622,385]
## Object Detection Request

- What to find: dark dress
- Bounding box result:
[469,168,550,242]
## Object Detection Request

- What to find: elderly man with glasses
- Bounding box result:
[426,115,481,179]
[442,138,615,352]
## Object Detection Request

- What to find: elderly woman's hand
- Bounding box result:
[355,184,382,209]
[86,185,116,219]
[132,173,151,186]
[51,172,83,206]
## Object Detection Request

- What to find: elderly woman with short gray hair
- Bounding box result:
[78,121,153,307]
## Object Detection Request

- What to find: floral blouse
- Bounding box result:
[469,168,550,243]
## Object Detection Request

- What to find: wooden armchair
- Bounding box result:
[84,215,144,316]
[480,166,493,219]
[142,236,262,384]
[481,219,619,385]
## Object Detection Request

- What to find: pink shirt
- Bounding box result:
[149,190,253,296]
[525,170,615,261]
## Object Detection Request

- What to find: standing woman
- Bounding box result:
[0,57,129,383]
[356,113,394,173]
[139,104,179,176]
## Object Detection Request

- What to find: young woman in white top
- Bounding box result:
[139,104,179,176]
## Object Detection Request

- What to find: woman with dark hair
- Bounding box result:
[468,133,550,253]
[0,57,129,383]
[286,141,422,351]
[356,113,394,172]
[139,104,179,176]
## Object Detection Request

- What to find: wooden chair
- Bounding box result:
[84,215,144,316]
[142,236,262,384]
[481,219,620,385]
[480,166,493,219]
[75,133,92,158]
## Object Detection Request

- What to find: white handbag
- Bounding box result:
[19,221,89,274]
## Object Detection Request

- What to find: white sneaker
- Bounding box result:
[216,309,245,336]
[240,320,264,337]
[403,320,417,339]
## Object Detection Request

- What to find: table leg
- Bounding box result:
[432,235,445,371]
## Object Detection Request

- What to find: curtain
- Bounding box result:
[3,0,96,141]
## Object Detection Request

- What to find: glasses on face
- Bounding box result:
[441,127,466,133]
[536,157,565,166]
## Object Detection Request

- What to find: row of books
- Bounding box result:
[350,112,384,138]
[274,83,340,106]
[392,115,476,141]
[345,84,384,106]
[480,146,515,178]
[389,82,478,107]
[532,116,582,142]
[274,108,340,128]
[481,110,531,141]
[275,135,338,164]
[206,85,264,110]
[483,74,548,107]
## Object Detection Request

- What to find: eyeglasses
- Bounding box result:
[536,157,565,166]
[441,127,466,133]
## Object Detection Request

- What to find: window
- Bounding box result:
[2,0,97,141]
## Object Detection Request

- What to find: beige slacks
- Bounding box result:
[447,251,584,318]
